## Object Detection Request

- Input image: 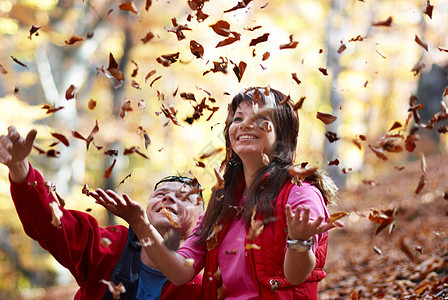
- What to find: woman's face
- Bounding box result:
[229,101,277,164]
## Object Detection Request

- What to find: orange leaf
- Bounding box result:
[316,112,337,125]
[105,159,117,179]
[119,1,139,14]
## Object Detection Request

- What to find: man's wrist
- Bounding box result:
[9,160,29,183]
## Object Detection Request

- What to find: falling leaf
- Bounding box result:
[373,246,382,255]
[262,52,270,61]
[318,68,328,76]
[156,52,180,67]
[82,184,90,196]
[293,97,306,111]
[328,159,339,166]
[100,280,126,300]
[10,56,29,69]
[100,237,112,247]
[196,161,206,168]
[145,70,157,83]
[88,99,97,110]
[190,40,204,58]
[419,152,427,174]
[224,0,253,13]
[119,1,139,14]
[399,238,415,262]
[160,103,182,126]
[329,211,349,224]
[199,147,224,160]
[249,33,270,46]
[71,120,100,150]
[123,146,149,159]
[49,201,63,228]
[203,57,228,75]
[65,85,76,100]
[316,112,337,125]
[245,244,261,250]
[210,20,231,37]
[244,25,262,31]
[145,0,152,11]
[29,25,41,40]
[233,61,247,82]
[342,168,352,174]
[213,165,225,189]
[206,225,223,251]
[438,47,448,53]
[119,98,133,118]
[0,63,7,74]
[141,31,155,44]
[291,73,301,85]
[337,43,347,54]
[150,75,162,87]
[107,53,124,85]
[279,34,299,49]
[369,144,388,161]
[372,16,393,27]
[130,60,139,77]
[50,132,70,147]
[414,35,428,52]
[415,174,426,194]
[105,159,117,179]
[388,121,402,131]
[137,99,146,110]
[216,32,241,48]
[165,18,191,41]
[424,0,433,19]
[161,204,179,228]
[325,131,339,143]
[116,173,132,190]
[64,36,84,45]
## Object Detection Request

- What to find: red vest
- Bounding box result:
[203,180,328,300]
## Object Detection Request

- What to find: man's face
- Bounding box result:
[146,181,203,238]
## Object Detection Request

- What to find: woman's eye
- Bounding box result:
[233,117,243,123]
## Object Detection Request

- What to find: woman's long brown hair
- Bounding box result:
[194,87,337,244]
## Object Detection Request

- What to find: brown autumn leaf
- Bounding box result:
[29,25,40,39]
[107,53,124,84]
[190,40,204,58]
[165,18,191,41]
[130,60,138,77]
[438,47,448,53]
[71,120,100,150]
[368,208,397,235]
[116,172,132,190]
[145,0,152,11]
[119,1,139,14]
[328,158,340,166]
[49,201,63,228]
[203,57,228,75]
[88,99,97,110]
[104,159,117,179]
[100,280,126,300]
[82,184,90,196]
[293,97,306,111]
[64,36,84,45]
[424,0,433,19]
[415,35,429,52]
[419,152,427,174]
[389,121,402,131]
[141,31,155,44]
[415,174,426,194]
[50,132,70,147]
[216,32,241,48]
[262,52,270,61]
[41,104,64,114]
[329,211,349,224]
[65,85,76,100]
[0,63,7,74]
[11,56,29,69]
[233,61,247,82]
[326,131,339,143]
[150,76,162,87]
[145,70,157,83]
[369,144,388,161]
[199,147,224,160]
[224,0,253,13]
[119,98,133,118]
[137,99,146,110]
[209,20,231,37]
[318,68,328,76]
[196,161,206,168]
[279,34,299,49]
[161,204,179,228]
[156,52,180,67]
[213,165,225,190]
[123,146,149,159]
[337,43,347,54]
[160,103,182,127]
[249,33,270,46]
[291,73,301,85]
[372,16,393,27]
[206,224,223,251]
[316,112,337,125]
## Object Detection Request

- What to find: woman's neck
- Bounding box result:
[242,159,264,189]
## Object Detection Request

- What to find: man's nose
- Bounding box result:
[162,192,177,203]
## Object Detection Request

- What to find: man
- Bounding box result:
[0,126,204,299]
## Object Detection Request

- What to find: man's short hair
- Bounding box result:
[154,176,204,207]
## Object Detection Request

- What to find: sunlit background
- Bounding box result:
[0,0,447,297]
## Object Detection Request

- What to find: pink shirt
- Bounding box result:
[177,182,329,299]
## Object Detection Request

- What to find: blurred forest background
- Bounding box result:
[0,0,447,298]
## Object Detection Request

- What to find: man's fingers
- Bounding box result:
[24,129,37,150]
